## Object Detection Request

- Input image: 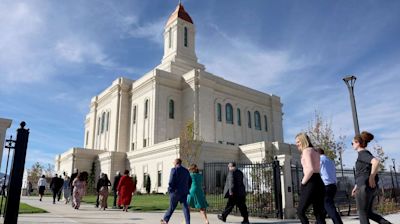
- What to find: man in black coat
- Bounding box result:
[112,171,121,209]
[218,162,249,224]
[50,174,62,204]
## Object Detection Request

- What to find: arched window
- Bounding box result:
[144,99,149,119]
[237,108,241,126]
[217,103,222,122]
[226,103,233,124]
[264,115,268,132]
[254,111,261,130]
[133,106,137,124]
[106,112,110,131]
[169,99,174,119]
[168,28,172,48]
[184,27,188,47]
[247,111,251,128]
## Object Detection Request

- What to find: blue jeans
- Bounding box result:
[163,193,190,224]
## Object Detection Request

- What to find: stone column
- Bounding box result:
[0,118,12,170]
[277,154,296,219]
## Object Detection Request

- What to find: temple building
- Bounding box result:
[55,3,298,193]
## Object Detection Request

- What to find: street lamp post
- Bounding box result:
[343,75,360,136]
[393,158,399,189]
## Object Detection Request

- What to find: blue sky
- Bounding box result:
[1,0,400,171]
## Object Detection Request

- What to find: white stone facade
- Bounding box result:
[0,118,12,170]
[55,4,299,201]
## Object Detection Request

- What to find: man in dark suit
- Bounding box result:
[218,162,249,224]
[161,158,192,224]
[50,174,62,204]
[112,171,122,209]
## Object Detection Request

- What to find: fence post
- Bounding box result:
[4,122,29,224]
[277,154,296,219]
[272,159,283,219]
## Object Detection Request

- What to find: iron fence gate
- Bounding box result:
[203,161,282,218]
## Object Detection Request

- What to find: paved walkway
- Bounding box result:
[1,196,398,223]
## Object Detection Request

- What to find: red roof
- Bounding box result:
[166,3,193,26]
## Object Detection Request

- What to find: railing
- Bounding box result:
[203,161,282,218]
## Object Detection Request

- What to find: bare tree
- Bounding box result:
[305,111,346,164]
[371,142,388,171]
[179,120,203,167]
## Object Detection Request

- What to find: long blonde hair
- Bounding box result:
[295,132,314,151]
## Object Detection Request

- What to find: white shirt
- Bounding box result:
[37,177,47,187]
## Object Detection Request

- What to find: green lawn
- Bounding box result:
[19,202,47,214]
[82,194,175,211]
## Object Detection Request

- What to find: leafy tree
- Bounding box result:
[179,120,203,167]
[27,162,44,186]
[305,111,346,164]
[371,142,388,171]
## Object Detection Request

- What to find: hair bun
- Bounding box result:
[361,131,374,143]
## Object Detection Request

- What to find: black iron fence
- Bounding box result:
[291,163,400,214]
[203,161,282,218]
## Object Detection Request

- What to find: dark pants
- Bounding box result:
[221,195,249,222]
[324,184,343,224]
[113,190,118,207]
[95,192,100,207]
[57,189,62,201]
[52,189,60,203]
[356,185,392,224]
[163,193,190,224]
[297,174,326,224]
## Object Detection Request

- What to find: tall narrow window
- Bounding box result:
[264,115,268,132]
[157,170,162,187]
[226,103,233,124]
[168,28,172,48]
[133,106,137,124]
[143,139,147,147]
[237,108,241,126]
[217,103,222,122]
[247,111,251,128]
[106,112,110,131]
[97,117,101,135]
[169,100,174,119]
[85,131,89,146]
[144,99,149,119]
[184,27,188,47]
[101,112,106,133]
[255,111,261,130]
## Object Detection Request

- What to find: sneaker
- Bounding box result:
[217,214,226,222]
[241,221,250,224]
[160,219,168,224]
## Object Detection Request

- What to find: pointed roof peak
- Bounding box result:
[166,3,193,27]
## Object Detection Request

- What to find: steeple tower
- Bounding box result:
[159,3,204,75]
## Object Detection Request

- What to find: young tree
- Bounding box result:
[179,120,203,167]
[27,162,44,186]
[371,142,388,171]
[305,111,346,164]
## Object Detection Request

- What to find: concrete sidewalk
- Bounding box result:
[1,196,398,224]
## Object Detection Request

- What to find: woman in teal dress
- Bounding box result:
[187,164,209,224]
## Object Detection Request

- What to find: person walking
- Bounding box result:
[95,173,103,208]
[295,133,326,224]
[217,162,249,224]
[72,172,87,209]
[37,175,47,201]
[351,131,392,224]
[27,181,33,196]
[56,174,64,202]
[50,174,62,204]
[70,169,79,196]
[317,148,343,224]
[117,170,136,212]
[187,164,209,224]
[161,158,191,224]
[113,171,122,209]
[62,175,71,204]
[98,173,112,210]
